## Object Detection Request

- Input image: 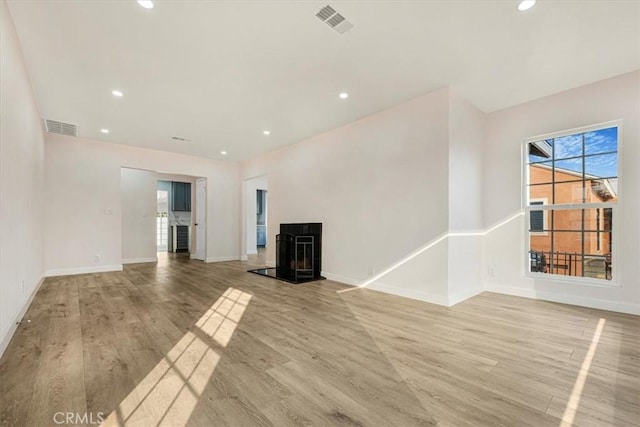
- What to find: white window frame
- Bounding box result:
[522,120,621,286]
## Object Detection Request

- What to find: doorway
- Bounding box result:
[257,189,267,248]
[121,167,206,264]
[245,175,268,257]
[156,175,201,256]
[156,190,169,252]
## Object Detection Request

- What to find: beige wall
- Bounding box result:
[44,134,241,275]
[121,168,158,263]
[0,0,45,354]
[241,88,487,306]
[242,88,452,304]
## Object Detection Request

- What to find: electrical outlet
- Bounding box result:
[94,255,101,263]
[21,280,25,294]
[487,267,495,277]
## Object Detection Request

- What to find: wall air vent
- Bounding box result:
[171,136,191,142]
[44,119,78,137]
[316,5,354,35]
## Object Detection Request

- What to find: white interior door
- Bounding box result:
[194,178,206,260]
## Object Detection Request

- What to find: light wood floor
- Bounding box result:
[1,251,638,426]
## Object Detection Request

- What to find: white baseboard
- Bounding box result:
[246,249,258,255]
[324,271,475,307]
[448,287,484,306]
[190,254,205,261]
[240,255,248,261]
[122,257,157,265]
[485,283,640,315]
[44,264,123,277]
[322,271,360,286]
[368,281,450,306]
[205,256,240,263]
[0,275,45,358]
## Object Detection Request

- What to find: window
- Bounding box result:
[524,122,619,282]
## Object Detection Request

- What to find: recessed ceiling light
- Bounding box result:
[220,150,227,155]
[517,0,536,11]
[100,129,109,134]
[112,90,124,97]
[137,0,154,9]
[339,92,349,100]
[263,130,271,135]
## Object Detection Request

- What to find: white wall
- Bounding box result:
[447,90,486,303]
[448,91,484,232]
[483,71,640,314]
[0,0,45,354]
[242,88,453,304]
[244,175,268,256]
[121,168,157,263]
[44,134,241,275]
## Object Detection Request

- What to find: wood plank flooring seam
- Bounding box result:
[1,252,638,427]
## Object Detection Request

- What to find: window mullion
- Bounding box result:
[550,138,555,273]
[581,132,586,278]
[524,202,618,211]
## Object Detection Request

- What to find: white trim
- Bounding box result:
[448,229,485,235]
[325,271,459,307]
[448,287,484,306]
[525,201,617,211]
[205,256,240,263]
[44,265,123,277]
[0,276,45,358]
[322,271,360,286]
[246,249,258,255]
[523,119,623,144]
[484,283,640,315]
[367,281,450,307]
[122,257,157,264]
[240,255,249,261]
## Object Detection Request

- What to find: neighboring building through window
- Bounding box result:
[525,123,618,281]
[529,200,546,233]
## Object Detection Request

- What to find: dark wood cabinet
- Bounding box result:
[171,182,191,211]
[173,225,190,252]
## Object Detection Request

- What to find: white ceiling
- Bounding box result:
[7,0,640,161]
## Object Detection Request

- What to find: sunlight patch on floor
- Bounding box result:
[197,287,252,347]
[559,318,605,426]
[103,287,252,426]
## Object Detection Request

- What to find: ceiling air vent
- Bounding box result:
[316,5,354,35]
[172,136,191,142]
[44,119,78,137]
[316,5,336,21]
